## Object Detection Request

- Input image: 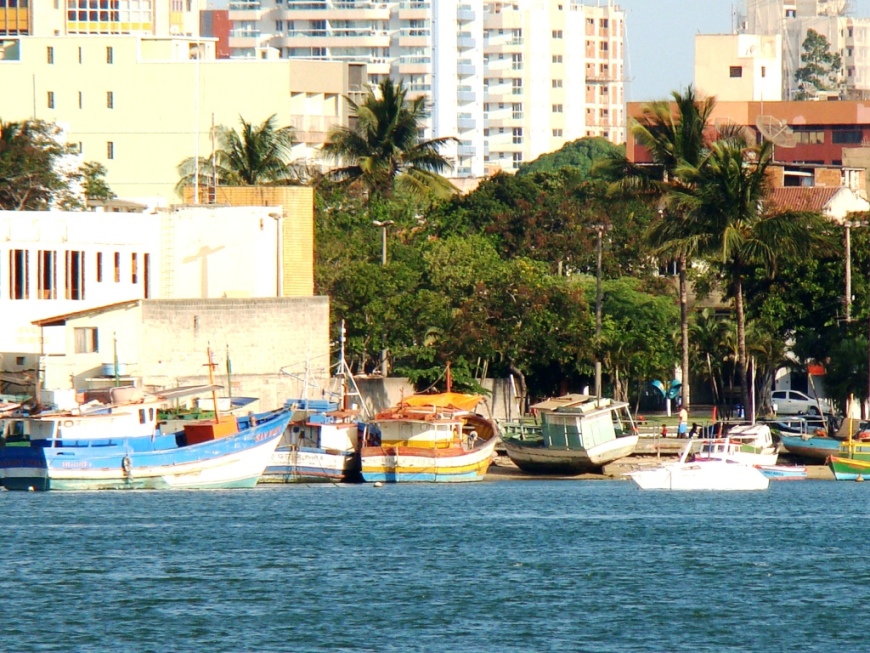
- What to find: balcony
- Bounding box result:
[458,5,475,22]
[457,33,476,49]
[458,144,476,157]
[457,87,476,102]
[457,115,476,130]
[457,62,476,76]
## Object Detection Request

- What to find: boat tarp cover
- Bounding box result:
[401,393,482,412]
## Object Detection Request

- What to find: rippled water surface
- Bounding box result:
[0,479,865,652]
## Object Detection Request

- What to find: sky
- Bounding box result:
[619,0,870,102]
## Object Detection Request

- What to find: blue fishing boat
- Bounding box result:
[777,433,842,461]
[0,397,291,491]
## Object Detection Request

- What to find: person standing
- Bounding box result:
[678,406,688,438]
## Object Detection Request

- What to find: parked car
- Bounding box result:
[771,390,835,416]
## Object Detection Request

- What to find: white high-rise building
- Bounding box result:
[741,0,870,100]
[228,0,625,177]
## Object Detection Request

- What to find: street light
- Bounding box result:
[591,223,609,401]
[372,220,395,266]
[372,219,395,376]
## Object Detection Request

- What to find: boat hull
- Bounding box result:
[501,435,638,475]
[260,446,360,483]
[628,460,770,491]
[828,455,870,481]
[756,464,807,480]
[1,411,290,491]
[778,434,841,461]
[360,437,498,483]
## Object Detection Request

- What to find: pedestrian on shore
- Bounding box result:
[678,406,688,438]
[660,423,668,438]
[688,422,699,438]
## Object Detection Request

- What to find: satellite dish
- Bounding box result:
[755,115,798,148]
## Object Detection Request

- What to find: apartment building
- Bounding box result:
[740,0,870,100]
[695,33,783,102]
[0,1,363,203]
[228,0,625,177]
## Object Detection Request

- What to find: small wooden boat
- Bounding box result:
[756,464,807,480]
[778,432,842,461]
[501,394,638,475]
[828,455,870,481]
[360,392,500,483]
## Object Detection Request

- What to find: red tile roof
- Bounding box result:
[766,187,842,213]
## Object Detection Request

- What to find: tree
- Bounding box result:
[322,79,456,201]
[81,162,115,203]
[516,137,623,177]
[674,139,830,415]
[601,85,720,413]
[794,29,843,100]
[0,119,78,210]
[175,114,297,196]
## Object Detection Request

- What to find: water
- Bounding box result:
[0,480,865,652]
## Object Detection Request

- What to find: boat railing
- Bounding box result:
[498,418,541,440]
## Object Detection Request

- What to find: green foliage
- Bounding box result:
[516,137,623,177]
[795,29,843,99]
[81,161,115,202]
[0,119,82,210]
[322,79,456,201]
[175,114,298,196]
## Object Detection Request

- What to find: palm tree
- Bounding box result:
[599,86,719,413]
[674,138,830,415]
[322,79,457,201]
[176,114,297,197]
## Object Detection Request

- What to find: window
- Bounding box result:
[47,91,55,109]
[512,152,523,169]
[512,103,523,119]
[37,250,57,300]
[107,141,114,159]
[74,327,98,354]
[107,91,113,109]
[78,47,82,64]
[552,54,562,63]
[552,79,563,88]
[131,253,138,284]
[114,252,121,282]
[832,129,862,144]
[144,253,151,298]
[761,66,766,78]
[553,128,563,137]
[729,66,743,78]
[552,30,563,39]
[552,104,563,113]
[10,250,29,299]
[78,91,83,109]
[47,46,54,64]
[512,78,523,95]
[512,127,523,144]
[276,19,284,32]
[96,252,103,282]
[65,250,85,300]
[512,53,522,70]
[106,46,113,63]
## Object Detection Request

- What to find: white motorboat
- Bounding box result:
[627,443,770,491]
[691,423,779,467]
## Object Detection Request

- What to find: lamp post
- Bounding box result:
[372,219,395,266]
[372,219,394,376]
[591,223,609,401]
[845,220,866,322]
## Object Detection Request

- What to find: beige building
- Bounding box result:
[0,26,364,203]
[695,33,783,101]
[229,0,625,177]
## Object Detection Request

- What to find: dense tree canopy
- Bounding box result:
[516,137,623,177]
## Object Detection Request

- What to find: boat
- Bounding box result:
[626,444,770,491]
[0,397,290,491]
[692,423,779,467]
[360,392,500,483]
[828,454,870,481]
[261,323,368,483]
[777,432,842,461]
[756,464,807,480]
[500,394,638,475]
[260,399,363,483]
[0,351,291,491]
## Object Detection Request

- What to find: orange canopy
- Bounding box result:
[401,392,482,412]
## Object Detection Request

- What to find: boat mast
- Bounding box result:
[207,345,220,424]
[340,320,348,410]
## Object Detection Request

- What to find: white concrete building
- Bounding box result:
[740,0,870,100]
[228,0,626,177]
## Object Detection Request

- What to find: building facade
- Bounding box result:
[695,33,783,102]
[228,0,626,177]
[740,0,870,100]
[0,2,364,203]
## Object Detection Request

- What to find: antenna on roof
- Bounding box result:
[755,115,798,149]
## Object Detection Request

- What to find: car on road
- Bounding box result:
[771,390,834,416]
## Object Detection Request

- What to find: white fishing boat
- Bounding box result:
[692,423,779,467]
[627,443,770,491]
